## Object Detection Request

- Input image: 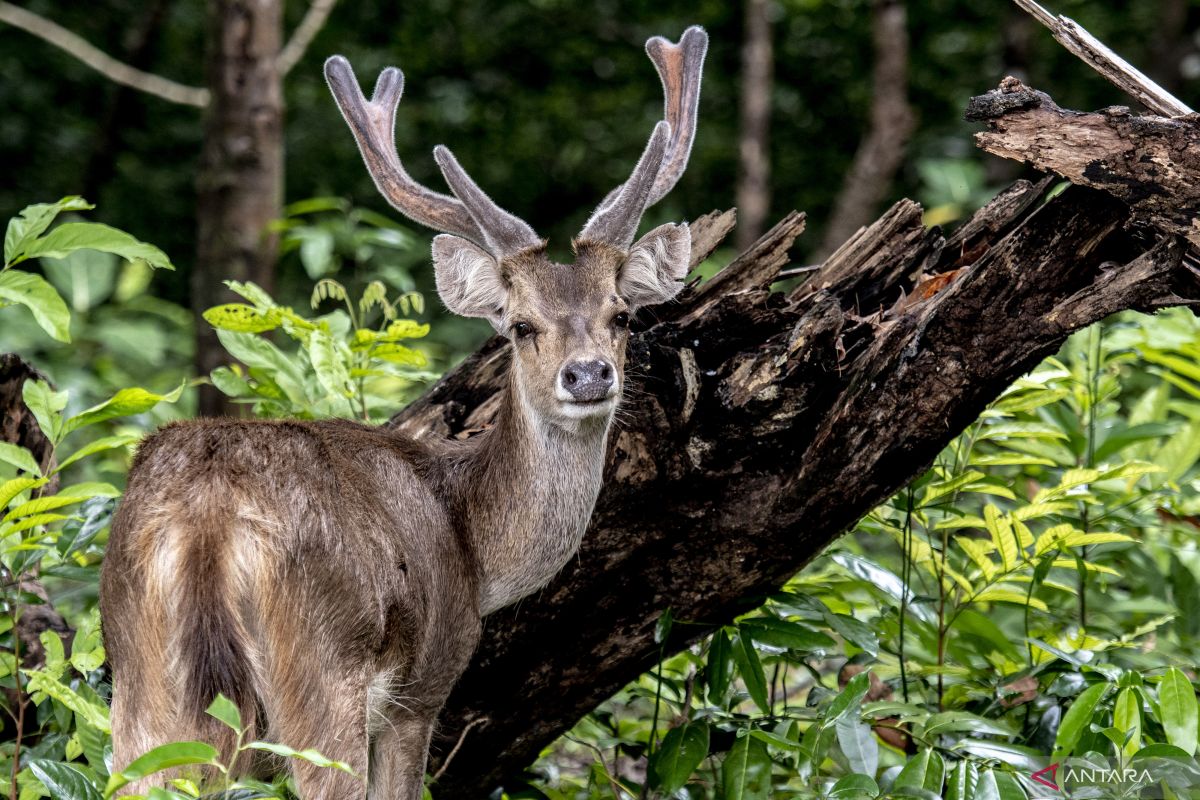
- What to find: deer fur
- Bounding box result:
[101,26,706,800]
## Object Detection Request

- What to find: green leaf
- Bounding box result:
[28,759,102,800]
[945,760,978,800]
[203,303,281,333]
[55,434,141,473]
[983,505,1020,571]
[0,477,47,509]
[973,587,1048,611]
[651,720,709,794]
[924,711,1016,738]
[4,492,92,522]
[206,693,243,735]
[707,629,733,704]
[894,748,944,793]
[835,716,878,777]
[828,773,879,799]
[827,671,871,725]
[0,269,71,341]
[64,382,185,435]
[104,741,219,797]
[22,380,67,445]
[655,607,674,644]
[721,734,771,800]
[224,279,277,309]
[217,330,308,405]
[24,221,174,270]
[0,442,41,476]
[308,329,352,398]
[58,497,114,557]
[1159,669,1197,756]
[831,553,934,622]
[731,633,770,713]
[1114,687,1142,759]
[23,669,110,732]
[1053,681,1109,760]
[4,196,93,265]
[975,768,1025,800]
[244,742,358,775]
[740,617,836,651]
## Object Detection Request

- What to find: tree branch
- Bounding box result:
[967,78,1200,247]
[1012,0,1192,117]
[0,1,208,107]
[277,0,338,76]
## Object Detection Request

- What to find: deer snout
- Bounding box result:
[560,359,616,402]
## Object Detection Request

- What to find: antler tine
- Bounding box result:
[581,27,707,247]
[644,26,707,206]
[579,121,671,249]
[434,145,543,257]
[326,55,518,252]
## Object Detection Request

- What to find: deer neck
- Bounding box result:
[453,370,612,615]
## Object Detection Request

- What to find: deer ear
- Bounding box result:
[432,234,507,329]
[618,223,691,309]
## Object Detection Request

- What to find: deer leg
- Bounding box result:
[266,681,370,800]
[110,669,243,795]
[367,710,437,800]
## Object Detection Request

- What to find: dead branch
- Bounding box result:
[0,1,208,107]
[1012,0,1192,117]
[277,0,338,76]
[967,78,1200,247]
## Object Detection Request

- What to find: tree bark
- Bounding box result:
[735,0,773,251]
[385,85,1200,788]
[193,0,284,416]
[966,77,1200,247]
[818,0,915,258]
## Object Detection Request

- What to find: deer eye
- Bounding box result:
[613,311,630,329]
[512,321,536,339]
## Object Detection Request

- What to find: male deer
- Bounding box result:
[100,25,706,799]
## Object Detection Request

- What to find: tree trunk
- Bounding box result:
[818,0,914,258]
[193,0,283,416]
[385,82,1200,789]
[735,0,773,251]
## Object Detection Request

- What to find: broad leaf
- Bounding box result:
[1053,681,1109,760]
[28,759,102,800]
[24,221,174,270]
[651,720,709,794]
[64,382,185,435]
[1159,667,1198,756]
[0,269,71,341]
[722,734,771,800]
[4,196,93,265]
[731,633,770,713]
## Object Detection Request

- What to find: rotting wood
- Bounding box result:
[967,77,1200,247]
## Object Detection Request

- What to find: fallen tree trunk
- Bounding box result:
[389,156,1197,790]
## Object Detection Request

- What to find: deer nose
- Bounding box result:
[560,359,615,402]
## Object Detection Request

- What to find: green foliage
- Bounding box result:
[2,198,173,343]
[525,312,1200,798]
[204,278,434,421]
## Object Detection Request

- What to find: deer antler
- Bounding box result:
[324,55,542,258]
[580,26,708,249]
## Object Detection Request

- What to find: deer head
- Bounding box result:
[325,27,706,426]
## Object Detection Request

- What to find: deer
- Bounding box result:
[99,25,706,800]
